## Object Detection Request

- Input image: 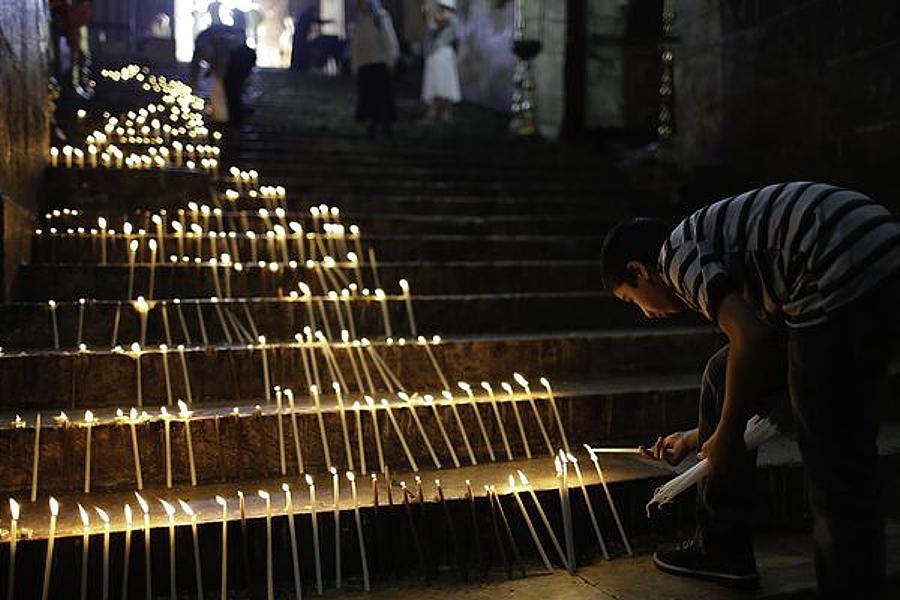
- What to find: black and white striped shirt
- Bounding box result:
[658,182,900,327]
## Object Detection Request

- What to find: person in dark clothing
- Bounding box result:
[190,24,256,127]
[601,182,899,598]
[351,0,400,139]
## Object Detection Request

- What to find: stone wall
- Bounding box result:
[0,0,50,300]
[674,0,900,202]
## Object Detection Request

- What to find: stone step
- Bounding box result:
[0,328,723,410]
[0,294,703,349]
[15,260,605,300]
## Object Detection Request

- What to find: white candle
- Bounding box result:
[160,499,177,600]
[331,468,342,589]
[586,447,633,556]
[50,146,59,167]
[443,390,476,465]
[127,240,139,301]
[40,497,59,600]
[399,392,441,469]
[517,469,568,569]
[135,492,152,600]
[96,507,111,600]
[481,382,513,460]
[147,239,158,300]
[458,382,495,461]
[311,385,332,470]
[373,288,392,338]
[365,396,386,474]
[332,383,354,470]
[160,344,174,406]
[306,474,323,594]
[258,490,274,600]
[48,300,59,349]
[76,297,86,346]
[178,399,197,486]
[275,387,287,475]
[83,410,94,493]
[7,499,19,600]
[97,217,108,264]
[177,344,193,404]
[179,500,204,599]
[557,453,576,572]
[513,373,554,456]
[398,279,417,336]
[381,398,418,471]
[353,401,367,474]
[566,452,609,559]
[507,476,553,573]
[159,406,173,487]
[258,335,272,403]
[129,407,144,489]
[541,377,571,453]
[347,472,370,591]
[282,484,303,600]
[122,504,134,600]
[78,503,90,600]
[501,382,531,459]
[31,412,41,502]
[425,394,459,468]
[215,496,228,600]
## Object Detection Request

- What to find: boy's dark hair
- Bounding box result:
[600,217,670,289]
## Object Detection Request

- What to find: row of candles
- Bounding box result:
[16,372,573,498]
[5,451,631,599]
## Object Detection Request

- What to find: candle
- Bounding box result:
[177,344,193,404]
[96,507,111,600]
[152,214,166,257]
[484,485,510,577]
[442,390,476,465]
[178,399,197,486]
[31,412,41,502]
[40,497,59,600]
[75,297,87,346]
[331,467,342,589]
[282,484,303,599]
[98,217,108,264]
[50,146,59,166]
[540,377,570,453]
[258,335,272,403]
[352,401,366,474]
[48,300,59,349]
[397,392,440,468]
[83,410,94,493]
[78,503,91,600]
[480,382,513,460]
[135,492,152,600]
[127,240,139,301]
[330,382,354,470]
[397,279,417,336]
[179,500,204,599]
[458,382,495,462]
[160,499,177,600]
[347,472,371,591]
[215,496,228,600]
[258,490,274,600]
[306,474,323,594]
[586,447,633,556]
[130,342,144,407]
[507,475,553,573]
[7,499,19,600]
[159,344,174,406]
[425,394,460,468]
[400,481,426,576]
[567,452,609,559]
[517,469,568,569]
[158,406,173,487]
[501,382,531,459]
[148,238,158,300]
[464,481,483,574]
[311,385,333,470]
[419,335,450,390]
[128,408,144,489]
[122,504,133,600]
[513,373,554,455]
[364,396,386,474]
[275,387,287,475]
[381,398,418,471]
[557,453,576,572]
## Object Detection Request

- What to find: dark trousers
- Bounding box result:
[224,46,256,126]
[698,277,895,599]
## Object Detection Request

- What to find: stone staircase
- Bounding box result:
[1,66,898,599]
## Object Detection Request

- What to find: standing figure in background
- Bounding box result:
[421,0,461,122]
[190,23,257,127]
[351,0,400,139]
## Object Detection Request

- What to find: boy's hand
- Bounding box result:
[640,429,696,466]
[698,426,746,476]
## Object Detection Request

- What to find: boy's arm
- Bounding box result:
[699,292,777,474]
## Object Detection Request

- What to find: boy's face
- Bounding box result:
[611,261,685,319]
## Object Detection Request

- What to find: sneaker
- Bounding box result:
[653,539,760,590]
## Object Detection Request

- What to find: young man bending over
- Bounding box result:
[600,182,899,598]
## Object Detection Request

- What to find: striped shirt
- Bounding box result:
[657,182,900,327]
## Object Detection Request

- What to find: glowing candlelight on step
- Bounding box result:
[443,390,477,465]
[306,474,323,594]
[398,279,417,336]
[216,496,228,600]
[331,467,342,589]
[425,393,460,468]
[365,396,386,474]
[48,300,59,349]
[382,398,418,471]
[127,239,139,300]
[347,472,371,591]
[40,497,59,600]
[178,399,198,486]
[95,507,111,600]
[179,500,204,599]
[567,452,609,559]
[257,335,272,403]
[97,217,108,264]
[160,499,178,600]
[508,475,553,573]
[399,391,441,468]
[311,385,333,469]
[83,410,94,493]
[257,490,275,600]
[31,412,41,501]
[501,381,531,459]
[513,373,554,455]
[517,469,568,569]
[373,287,392,338]
[282,484,303,599]
[50,146,59,167]
[135,492,152,600]
[540,377,571,452]
[122,504,133,600]
[7,499,19,600]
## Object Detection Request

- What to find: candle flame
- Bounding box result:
[160,499,176,517]
[97,217,107,229]
[329,466,338,476]
[9,498,20,520]
[513,372,529,388]
[346,471,355,482]
[130,239,139,252]
[507,474,516,490]
[282,483,290,493]
[380,398,389,407]
[95,507,110,524]
[178,499,194,517]
[501,382,513,394]
[177,399,190,418]
[78,503,90,528]
[257,490,270,501]
[554,456,562,474]
[129,407,139,420]
[364,396,375,408]
[84,410,94,424]
[49,497,59,516]
[135,492,149,514]
[480,381,492,392]
[124,504,133,526]
[539,377,551,388]
[215,495,227,508]
[399,279,409,291]
[517,470,530,485]
[130,342,141,353]
[457,381,471,392]
[441,390,453,401]
[305,474,314,486]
